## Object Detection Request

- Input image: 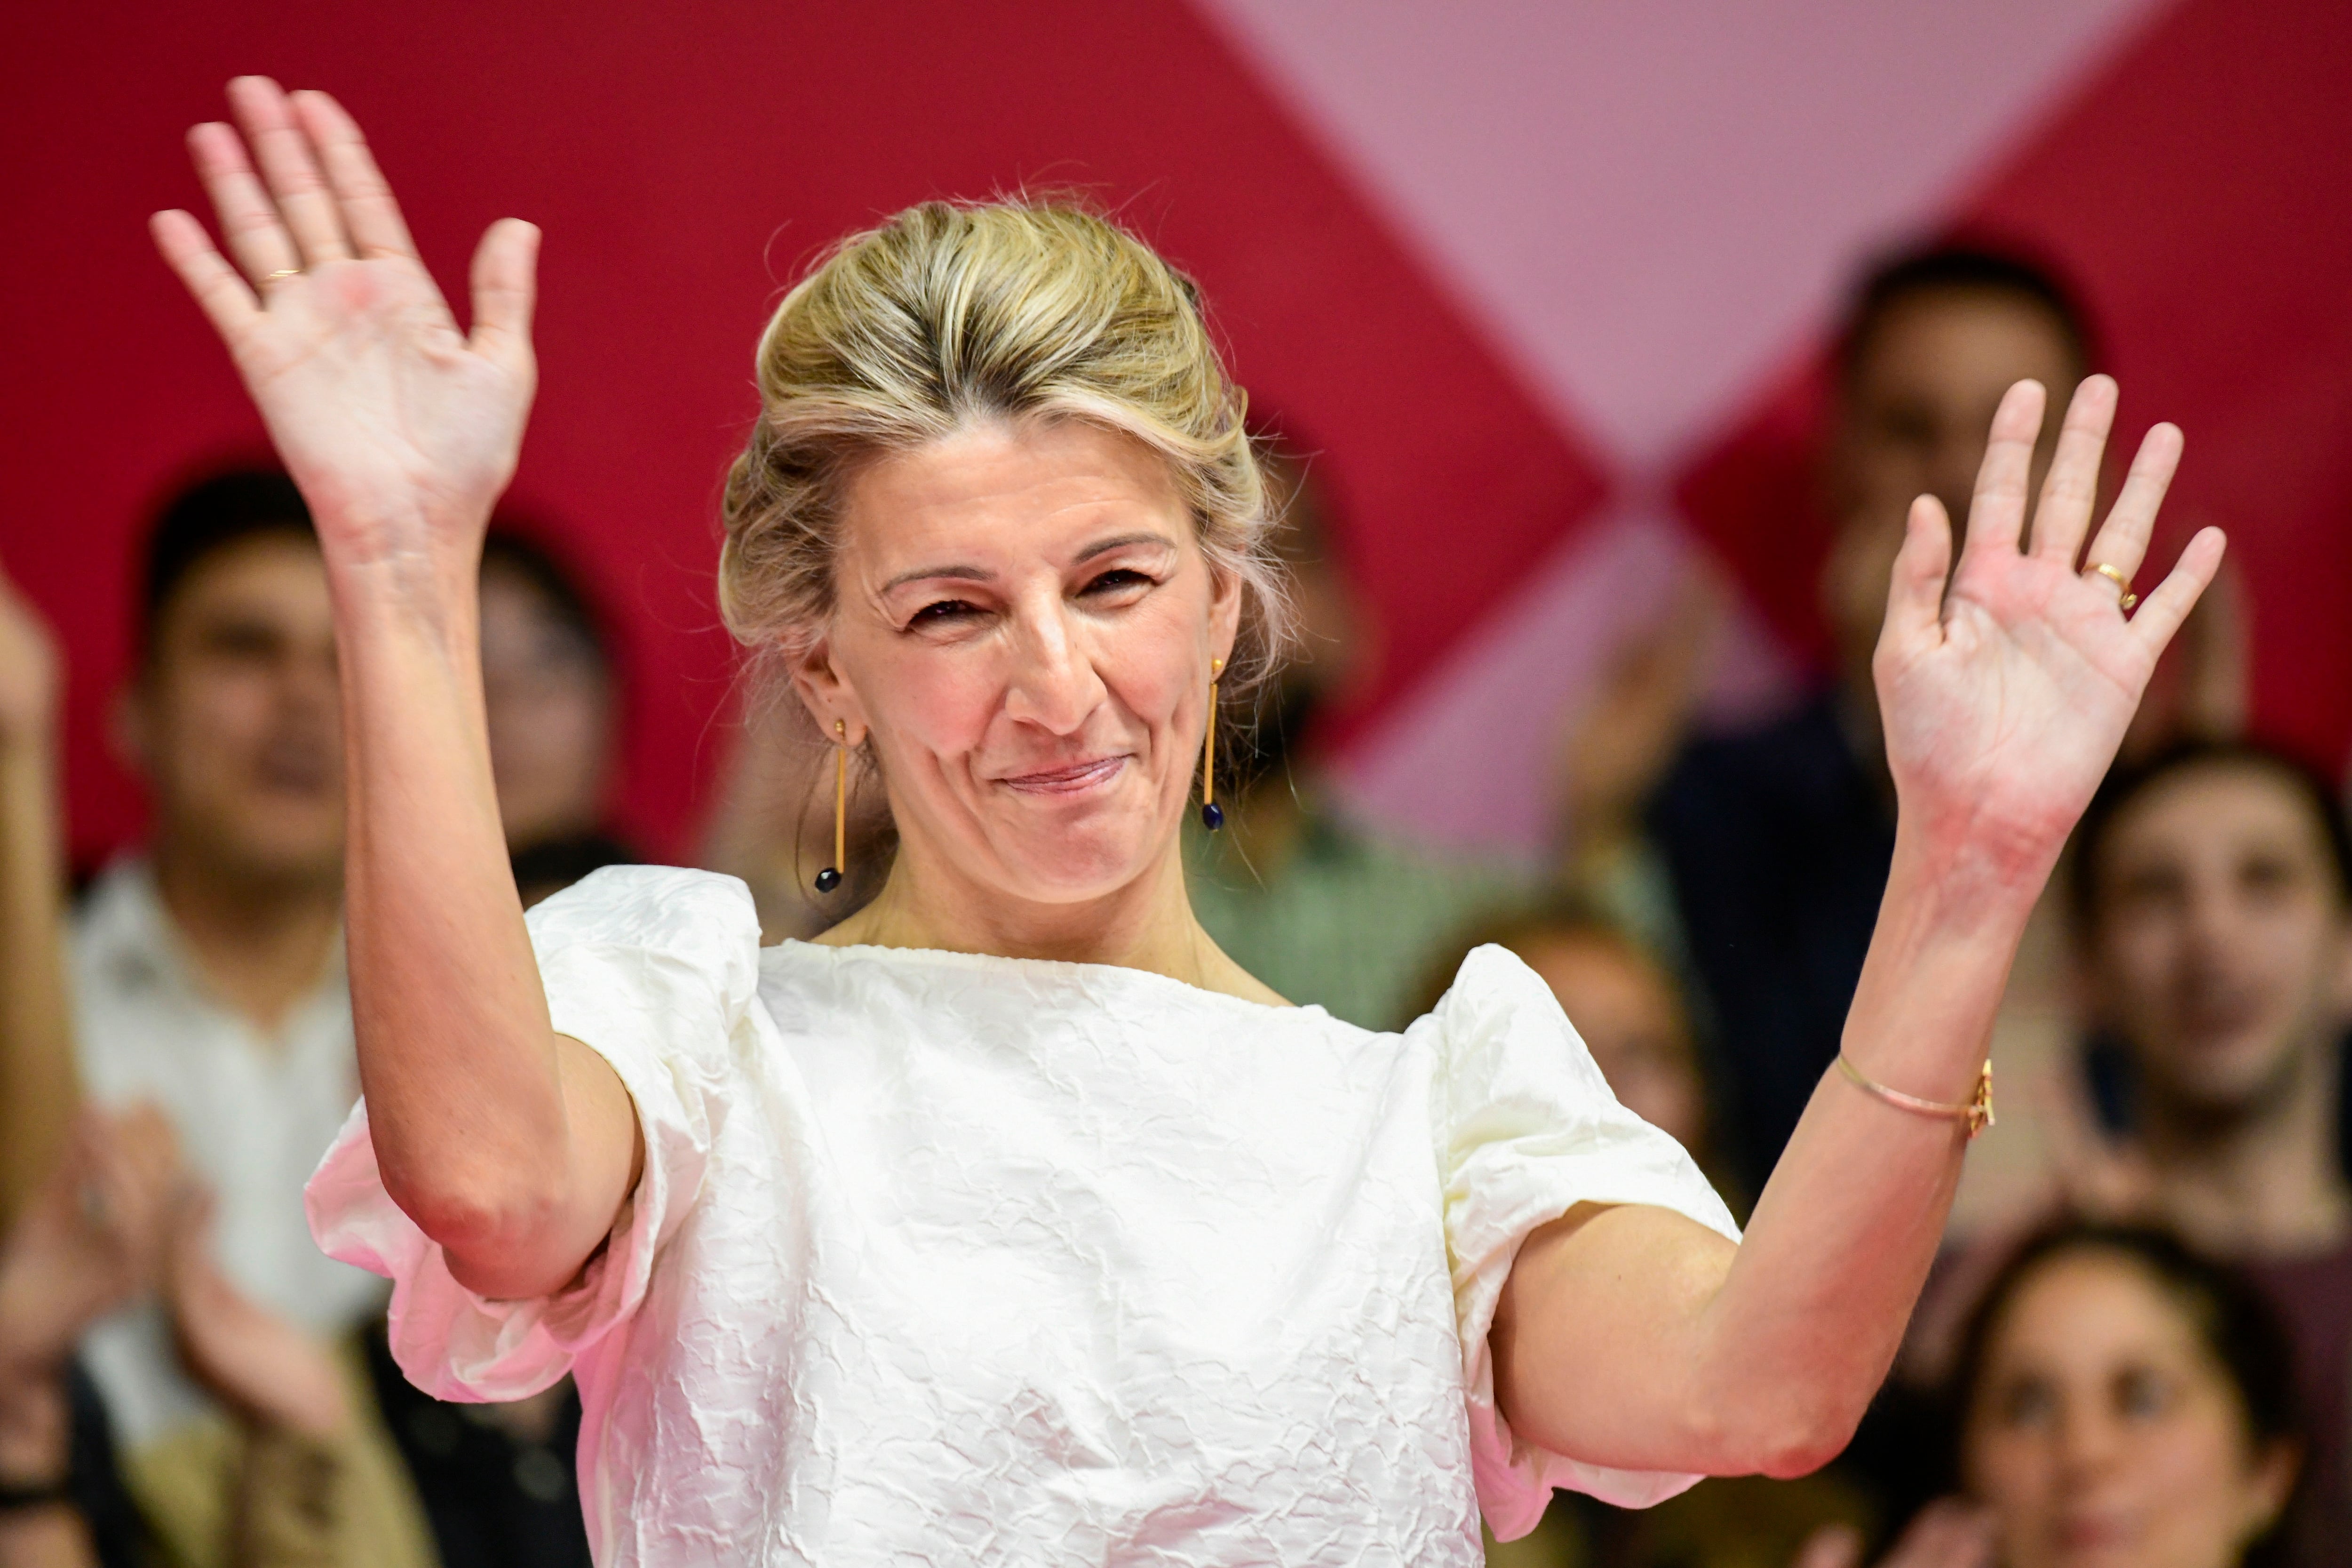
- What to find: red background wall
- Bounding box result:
[2,0,1603,866]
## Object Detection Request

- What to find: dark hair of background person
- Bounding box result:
[1835,241,2100,387]
[137,468,316,658]
[510,834,635,909]
[2068,737,2352,931]
[479,526,613,677]
[1944,1222,2308,1568]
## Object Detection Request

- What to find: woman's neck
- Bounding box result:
[813,832,1286,1006]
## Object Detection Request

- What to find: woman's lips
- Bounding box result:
[997,755,1128,796]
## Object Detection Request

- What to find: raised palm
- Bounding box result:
[1876,376,2225,886]
[151,78,537,572]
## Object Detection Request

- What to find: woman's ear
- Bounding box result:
[2242,1436,2303,1542]
[1207,561,1244,671]
[2327,920,2352,1020]
[784,635,869,748]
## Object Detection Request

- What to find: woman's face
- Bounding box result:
[797,416,1238,912]
[1963,1250,2295,1568]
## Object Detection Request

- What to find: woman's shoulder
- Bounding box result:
[526,863,761,948]
[1404,942,1624,1111]
[527,866,767,1035]
[1406,942,1570,1044]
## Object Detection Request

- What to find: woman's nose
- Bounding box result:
[2054,1401,2124,1481]
[1002,603,1104,735]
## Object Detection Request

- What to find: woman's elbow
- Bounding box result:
[383,1159,564,1265]
[1730,1388,1870,1480]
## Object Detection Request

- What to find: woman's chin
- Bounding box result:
[970,812,1168,905]
[986,842,1162,905]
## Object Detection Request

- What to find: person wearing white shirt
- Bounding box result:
[67,471,369,1453]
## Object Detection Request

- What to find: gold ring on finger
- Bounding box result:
[262,267,302,286]
[2087,561,2137,612]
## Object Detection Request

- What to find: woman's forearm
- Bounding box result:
[0,736,77,1234]
[330,558,636,1298]
[1691,826,2042,1465]
[1496,827,2040,1476]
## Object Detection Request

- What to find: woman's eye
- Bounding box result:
[2115,1367,2177,1421]
[1995,1377,2057,1431]
[909,599,980,627]
[1081,569,1152,597]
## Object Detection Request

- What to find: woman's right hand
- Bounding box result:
[151,78,538,597]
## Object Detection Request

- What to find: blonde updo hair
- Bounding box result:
[719,199,1294,725]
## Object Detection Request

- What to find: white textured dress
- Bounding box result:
[306,867,1739,1566]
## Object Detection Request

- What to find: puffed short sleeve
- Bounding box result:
[305,866,762,1402]
[1426,944,1743,1539]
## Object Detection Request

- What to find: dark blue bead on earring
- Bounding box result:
[1199,801,1224,832]
[814,867,842,893]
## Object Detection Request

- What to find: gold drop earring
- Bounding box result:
[1199,658,1225,831]
[815,718,847,893]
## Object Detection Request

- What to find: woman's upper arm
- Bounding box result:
[431,1034,644,1301]
[1491,1202,1739,1470]
[554,1032,646,1269]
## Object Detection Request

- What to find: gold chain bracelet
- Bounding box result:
[1835,1054,1995,1139]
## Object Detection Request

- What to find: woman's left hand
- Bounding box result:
[1874,375,2224,891]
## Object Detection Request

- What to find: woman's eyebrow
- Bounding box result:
[880,531,1174,593]
[1073,530,1177,564]
[880,563,993,594]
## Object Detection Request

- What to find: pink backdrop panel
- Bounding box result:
[0,0,1607,866]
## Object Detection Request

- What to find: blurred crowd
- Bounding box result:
[1,239,2343,1568]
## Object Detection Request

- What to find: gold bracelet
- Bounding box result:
[1836,1054,1994,1139]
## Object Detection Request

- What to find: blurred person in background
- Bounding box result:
[0,474,396,1548]
[2037,743,2348,1564]
[2053,743,2352,1263]
[0,1109,422,1568]
[0,476,597,1567]
[1563,246,2248,1205]
[1184,437,1526,1031]
[1645,245,2093,1190]
[1825,1224,2303,1568]
[1892,741,2351,1566]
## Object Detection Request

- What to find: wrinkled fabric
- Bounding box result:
[309,867,1739,1565]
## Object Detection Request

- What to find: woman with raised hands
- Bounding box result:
[151,76,2224,1567]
